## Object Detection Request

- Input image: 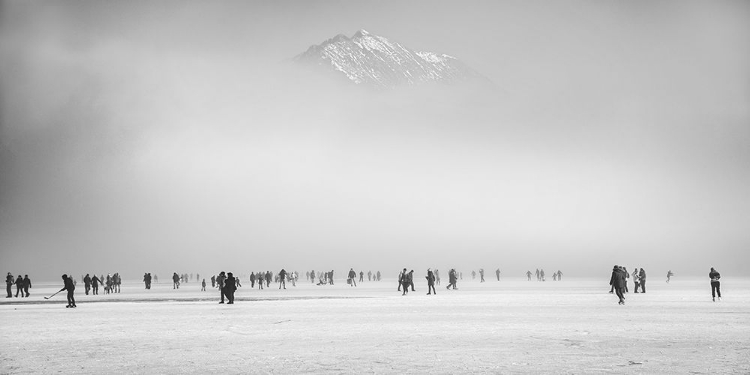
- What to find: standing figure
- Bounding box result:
[495,268,501,281]
[526,270,532,281]
[83,274,92,295]
[434,269,440,285]
[399,268,409,295]
[211,275,217,288]
[310,270,315,284]
[408,270,415,291]
[91,274,102,295]
[347,268,357,287]
[224,272,236,304]
[60,274,76,308]
[257,272,264,290]
[201,278,206,291]
[540,269,546,282]
[367,271,372,281]
[14,275,23,297]
[359,271,364,283]
[639,268,647,293]
[23,275,31,297]
[426,269,436,295]
[609,266,626,305]
[709,267,721,302]
[447,269,458,290]
[557,270,563,280]
[632,268,640,293]
[172,272,180,289]
[479,269,485,283]
[666,270,674,283]
[217,271,226,303]
[279,269,288,289]
[5,272,12,298]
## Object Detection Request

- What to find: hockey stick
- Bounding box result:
[44,290,62,300]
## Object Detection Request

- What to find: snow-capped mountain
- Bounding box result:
[294,30,486,89]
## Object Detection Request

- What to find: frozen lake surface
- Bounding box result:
[2,277,749,374]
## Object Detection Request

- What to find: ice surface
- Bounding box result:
[1,278,748,374]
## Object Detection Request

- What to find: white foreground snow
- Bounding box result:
[1,278,748,374]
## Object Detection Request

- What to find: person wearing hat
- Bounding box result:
[60,274,76,308]
[709,267,721,302]
[224,272,236,304]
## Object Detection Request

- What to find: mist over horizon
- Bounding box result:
[1,1,748,282]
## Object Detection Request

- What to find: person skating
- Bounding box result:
[217,271,227,303]
[5,272,13,298]
[14,275,23,297]
[408,270,415,291]
[666,270,674,283]
[496,268,501,281]
[91,274,102,295]
[201,278,206,291]
[60,274,76,308]
[426,269,436,295]
[479,269,485,283]
[447,269,457,290]
[526,270,532,281]
[83,274,92,295]
[224,272,236,304]
[22,275,31,297]
[639,268,647,293]
[279,269,288,289]
[709,267,721,301]
[347,268,356,287]
[172,272,180,289]
[399,268,409,295]
[609,265,626,305]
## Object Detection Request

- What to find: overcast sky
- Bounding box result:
[1,1,748,281]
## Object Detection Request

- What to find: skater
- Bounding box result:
[367,271,372,281]
[540,269,546,282]
[91,274,102,295]
[13,275,23,297]
[60,274,76,308]
[526,270,532,281]
[347,268,356,287]
[201,278,206,291]
[23,275,31,297]
[426,269,436,295]
[83,274,92,295]
[666,270,674,283]
[447,269,458,290]
[217,271,226,303]
[609,266,626,305]
[279,269,287,289]
[5,272,12,298]
[496,268,501,281]
[639,268,647,293]
[211,275,216,288]
[408,270,415,291]
[172,272,180,289]
[709,267,721,301]
[479,269,485,283]
[257,272,264,290]
[224,272,236,304]
[399,268,409,295]
[359,271,364,283]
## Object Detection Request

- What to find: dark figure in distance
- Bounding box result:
[5,272,12,298]
[347,268,357,287]
[526,270,532,281]
[426,269,436,295]
[408,270,415,291]
[60,274,76,308]
[447,269,457,290]
[91,274,102,295]
[217,271,227,303]
[14,275,23,297]
[279,269,287,289]
[224,272,236,304]
[638,268,646,293]
[201,278,206,291]
[666,270,674,283]
[83,274,91,295]
[479,269,485,282]
[23,275,31,297]
[609,265,626,305]
[709,267,721,302]
[399,268,409,295]
[172,272,180,289]
[359,271,364,283]
[496,268,501,281]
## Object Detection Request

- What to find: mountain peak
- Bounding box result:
[294,30,487,89]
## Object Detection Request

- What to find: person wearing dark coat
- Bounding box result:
[399,268,409,295]
[447,269,458,290]
[6,272,13,298]
[347,268,356,287]
[83,274,92,295]
[426,269,436,295]
[217,271,226,303]
[22,275,31,297]
[639,268,647,293]
[709,267,721,301]
[224,272,236,304]
[60,274,76,308]
[14,275,23,297]
[91,275,102,295]
[279,269,288,289]
[609,265,626,305]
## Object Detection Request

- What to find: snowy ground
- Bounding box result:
[2,277,748,374]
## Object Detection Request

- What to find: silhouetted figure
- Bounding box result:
[631,268,640,293]
[310,270,316,284]
[211,275,216,288]
[709,267,721,301]
[471,270,476,280]
[479,269,485,283]
[367,271,372,281]
[14,275,23,297]
[23,275,31,297]
[553,272,557,281]
[666,270,674,283]
[347,268,357,287]
[376,271,381,281]
[91,275,102,295]
[217,271,226,303]
[609,265,626,305]
[540,269,546,282]
[279,269,287,289]
[434,269,440,285]
[359,271,364,283]
[5,272,12,298]
[83,274,91,295]
[496,268,501,281]
[399,268,409,295]
[426,269,436,295]
[408,270,415,291]
[622,267,629,293]
[172,272,180,289]
[639,268,646,293]
[328,270,334,285]
[526,270,532,281]
[224,272,236,304]
[535,269,540,281]
[265,271,272,287]
[557,270,563,280]
[257,272,264,290]
[201,279,206,291]
[447,269,458,290]
[60,274,76,308]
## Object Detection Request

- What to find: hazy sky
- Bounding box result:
[1,1,748,281]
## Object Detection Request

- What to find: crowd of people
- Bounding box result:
[5,273,31,298]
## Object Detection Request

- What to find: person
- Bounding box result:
[622,267,630,293]
[540,269,545,282]
[143,273,150,289]
[22,275,31,297]
[347,268,356,287]
[434,269,440,285]
[367,270,372,281]
[14,275,23,297]
[376,271,381,281]
[632,268,640,293]
[279,269,288,289]
[471,270,476,280]
[91,274,102,295]
[526,270,532,281]
[211,275,216,288]
[609,265,626,305]
[397,269,404,292]
[201,278,206,291]
[5,272,12,298]
[666,270,674,283]
[257,272,264,290]
[447,269,457,290]
[60,274,76,308]
[408,270,415,291]
[399,268,409,295]
[479,269,485,283]
[639,268,647,293]
[172,272,180,289]
[426,269,436,295]
[359,271,364,283]
[84,274,92,295]
[224,272,236,304]
[709,267,721,302]
[217,271,227,303]
[496,268,501,281]
[557,270,563,280]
